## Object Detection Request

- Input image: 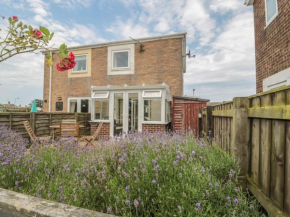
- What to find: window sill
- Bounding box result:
[71,71,88,74]
[108,70,134,75]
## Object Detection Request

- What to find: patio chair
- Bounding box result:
[60,122,80,138]
[81,122,103,147]
[23,121,50,146]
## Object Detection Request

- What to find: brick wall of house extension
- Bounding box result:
[43,37,184,112]
[253,1,290,93]
[90,122,110,140]
[142,124,168,133]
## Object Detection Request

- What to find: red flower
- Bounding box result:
[13,16,18,21]
[32,29,43,39]
[56,52,76,71]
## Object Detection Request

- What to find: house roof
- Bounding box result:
[244,0,254,6]
[172,95,210,102]
[91,83,171,92]
[43,32,187,53]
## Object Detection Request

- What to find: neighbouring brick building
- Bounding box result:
[245,0,290,93]
[43,33,187,137]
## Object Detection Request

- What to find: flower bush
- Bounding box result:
[0,126,264,216]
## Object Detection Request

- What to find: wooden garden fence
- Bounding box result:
[202,86,290,217]
[0,112,91,139]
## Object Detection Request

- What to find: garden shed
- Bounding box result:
[172,96,209,136]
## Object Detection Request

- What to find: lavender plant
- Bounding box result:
[0,126,264,216]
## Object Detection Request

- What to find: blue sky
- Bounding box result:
[0,0,255,106]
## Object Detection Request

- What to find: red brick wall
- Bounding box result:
[253,1,290,92]
[90,122,110,140]
[142,124,167,133]
[43,37,184,112]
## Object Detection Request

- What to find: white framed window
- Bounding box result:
[107,44,135,75]
[265,0,278,26]
[72,54,88,73]
[144,99,162,122]
[92,91,109,99]
[142,90,162,98]
[94,100,109,120]
[113,50,129,69]
[68,98,90,113]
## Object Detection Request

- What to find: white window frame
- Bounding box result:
[112,50,130,69]
[92,99,110,122]
[72,54,88,73]
[68,97,91,113]
[107,44,135,75]
[142,89,166,124]
[265,0,278,27]
[92,91,109,99]
[142,90,162,98]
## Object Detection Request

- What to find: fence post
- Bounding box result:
[206,106,213,138]
[31,112,36,134]
[232,97,249,184]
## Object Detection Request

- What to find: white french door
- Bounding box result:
[109,91,142,137]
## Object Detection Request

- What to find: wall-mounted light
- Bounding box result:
[57,97,62,101]
[44,100,47,103]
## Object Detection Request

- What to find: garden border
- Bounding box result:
[0,188,114,217]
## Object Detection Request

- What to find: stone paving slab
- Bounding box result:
[0,188,114,217]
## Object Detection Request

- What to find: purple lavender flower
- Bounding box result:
[117,166,121,171]
[35,193,41,198]
[227,196,231,201]
[125,186,130,192]
[107,206,112,214]
[173,161,178,167]
[152,179,157,184]
[125,200,130,207]
[154,165,159,170]
[209,183,213,187]
[15,169,20,174]
[191,151,196,155]
[205,190,209,196]
[119,157,124,164]
[196,202,201,211]
[234,198,239,204]
[215,183,219,187]
[178,205,182,213]
[134,199,139,208]
[0,152,3,157]
[201,167,205,173]
[234,188,238,193]
[15,181,19,186]
[152,159,157,164]
[249,204,254,209]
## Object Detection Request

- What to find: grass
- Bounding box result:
[0,126,265,216]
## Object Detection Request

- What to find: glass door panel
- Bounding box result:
[113,93,123,136]
[128,93,138,132]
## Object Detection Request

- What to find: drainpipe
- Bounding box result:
[48,51,52,112]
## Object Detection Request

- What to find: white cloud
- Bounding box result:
[52,0,93,8]
[106,18,151,39]
[184,11,255,101]
[26,0,51,17]
[210,0,241,13]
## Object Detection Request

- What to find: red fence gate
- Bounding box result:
[172,96,208,136]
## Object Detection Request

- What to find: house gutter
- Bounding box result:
[48,51,52,112]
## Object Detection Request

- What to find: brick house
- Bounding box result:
[245,0,290,93]
[43,33,187,137]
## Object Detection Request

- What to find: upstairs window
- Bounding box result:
[113,51,129,69]
[265,0,278,26]
[72,54,87,73]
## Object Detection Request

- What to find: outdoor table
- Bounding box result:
[49,124,85,140]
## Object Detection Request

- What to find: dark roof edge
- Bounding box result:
[172,95,210,102]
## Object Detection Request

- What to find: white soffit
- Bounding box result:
[244,0,254,6]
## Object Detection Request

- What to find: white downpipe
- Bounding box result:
[48,51,52,112]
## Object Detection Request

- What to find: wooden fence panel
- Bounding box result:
[201,86,290,216]
[270,91,286,209]
[285,121,290,215]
